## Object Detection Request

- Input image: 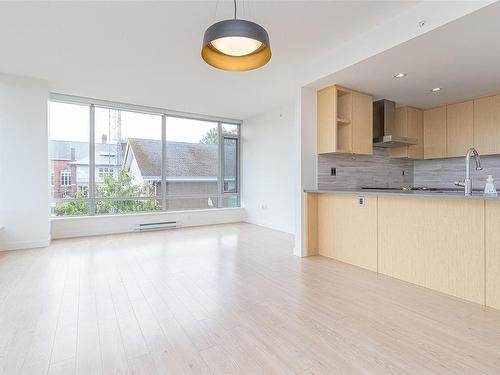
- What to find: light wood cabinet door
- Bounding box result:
[391,107,424,159]
[447,100,473,157]
[390,107,408,158]
[378,196,484,304]
[317,194,377,272]
[317,86,336,154]
[474,94,500,155]
[407,107,424,159]
[352,91,373,155]
[424,106,447,159]
[486,201,500,310]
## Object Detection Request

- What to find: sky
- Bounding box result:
[49,101,226,144]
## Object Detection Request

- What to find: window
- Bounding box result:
[97,167,114,179]
[48,95,240,217]
[222,123,239,136]
[60,169,72,186]
[165,117,219,210]
[49,101,90,216]
[94,107,162,214]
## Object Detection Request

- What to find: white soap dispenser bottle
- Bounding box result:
[484,175,498,197]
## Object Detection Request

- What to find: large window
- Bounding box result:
[49,95,240,217]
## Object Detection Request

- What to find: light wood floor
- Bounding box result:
[1,223,500,375]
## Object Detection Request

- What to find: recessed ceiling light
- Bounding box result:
[431,87,442,92]
[394,73,407,78]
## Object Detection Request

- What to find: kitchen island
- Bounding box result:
[305,189,500,310]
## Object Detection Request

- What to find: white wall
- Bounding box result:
[294,88,317,256]
[0,74,50,251]
[241,103,295,234]
[51,208,245,239]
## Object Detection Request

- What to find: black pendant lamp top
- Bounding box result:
[201,0,271,71]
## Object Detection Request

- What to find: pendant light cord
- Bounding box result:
[234,0,237,19]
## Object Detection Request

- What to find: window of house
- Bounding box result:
[60,169,72,186]
[97,167,114,179]
[49,96,240,217]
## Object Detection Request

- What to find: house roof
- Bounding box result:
[126,138,236,178]
[49,140,123,166]
[49,138,236,179]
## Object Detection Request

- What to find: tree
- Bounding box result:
[54,190,89,216]
[54,168,159,216]
[200,128,218,144]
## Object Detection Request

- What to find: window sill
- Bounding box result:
[50,206,244,222]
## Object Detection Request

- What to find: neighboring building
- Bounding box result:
[123,138,236,210]
[50,138,236,210]
[49,140,123,198]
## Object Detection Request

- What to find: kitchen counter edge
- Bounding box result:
[304,189,500,201]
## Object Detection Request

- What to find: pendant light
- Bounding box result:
[201,0,271,71]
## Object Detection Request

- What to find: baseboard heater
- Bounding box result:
[135,221,182,232]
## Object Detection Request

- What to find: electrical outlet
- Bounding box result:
[358,196,365,207]
[331,167,336,176]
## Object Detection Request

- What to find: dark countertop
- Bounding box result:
[304,188,500,201]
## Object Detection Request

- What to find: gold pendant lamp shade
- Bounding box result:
[201,3,271,71]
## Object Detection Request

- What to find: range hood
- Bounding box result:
[373,99,417,148]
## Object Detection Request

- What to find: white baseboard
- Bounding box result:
[51,208,245,239]
[0,238,50,252]
[243,218,295,235]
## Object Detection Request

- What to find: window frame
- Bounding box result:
[49,93,242,217]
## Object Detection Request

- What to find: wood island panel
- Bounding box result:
[317,193,377,272]
[378,196,484,304]
[486,200,500,309]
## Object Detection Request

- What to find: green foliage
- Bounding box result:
[200,128,219,145]
[54,168,159,216]
[54,189,89,216]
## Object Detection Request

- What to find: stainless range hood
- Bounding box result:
[373,99,417,148]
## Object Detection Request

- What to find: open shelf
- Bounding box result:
[337,118,352,152]
[337,89,352,122]
[317,84,373,155]
[336,88,353,152]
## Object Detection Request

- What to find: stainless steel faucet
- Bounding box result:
[455,147,482,196]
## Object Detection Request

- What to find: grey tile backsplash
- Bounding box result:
[414,154,500,189]
[318,148,414,189]
[318,148,500,191]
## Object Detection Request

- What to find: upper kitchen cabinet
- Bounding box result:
[317,85,372,155]
[424,106,447,159]
[474,94,500,155]
[446,100,473,157]
[390,106,424,159]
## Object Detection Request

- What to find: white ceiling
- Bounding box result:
[0,1,417,119]
[310,1,500,109]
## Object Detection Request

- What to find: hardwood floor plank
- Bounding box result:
[1,223,500,374]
